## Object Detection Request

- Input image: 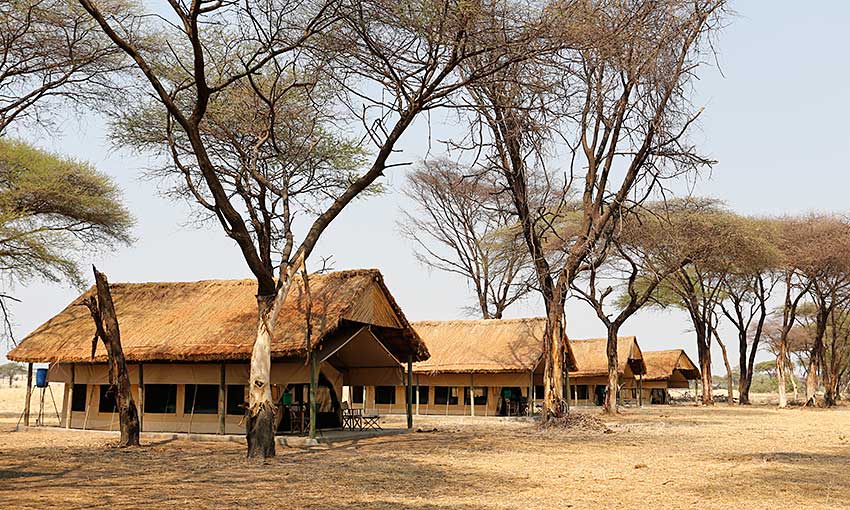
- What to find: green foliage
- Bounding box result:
[754,359,777,375]
[0,138,133,287]
[111,71,371,238]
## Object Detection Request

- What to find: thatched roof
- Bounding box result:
[568,337,646,378]
[411,318,577,374]
[7,269,428,364]
[643,349,700,381]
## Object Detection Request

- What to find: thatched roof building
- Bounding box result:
[411,318,577,374]
[642,349,700,383]
[568,337,646,379]
[8,269,428,364]
[353,319,651,416]
[9,269,428,435]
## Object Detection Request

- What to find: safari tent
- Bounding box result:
[350,318,580,416]
[7,269,428,434]
[567,337,647,406]
[640,349,701,404]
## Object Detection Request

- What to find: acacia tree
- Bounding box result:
[86,0,555,456]
[0,362,26,386]
[823,305,850,402]
[0,0,128,135]
[571,209,685,414]
[399,158,531,319]
[461,0,724,418]
[763,317,805,404]
[796,302,850,405]
[795,216,850,406]
[639,201,764,405]
[717,218,781,405]
[0,0,131,343]
[0,138,132,343]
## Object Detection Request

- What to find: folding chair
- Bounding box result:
[361,412,382,431]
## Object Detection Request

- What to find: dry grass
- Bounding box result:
[1,384,849,510]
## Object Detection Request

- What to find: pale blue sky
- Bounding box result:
[4,2,850,374]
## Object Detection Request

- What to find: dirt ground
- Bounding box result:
[1,384,849,510]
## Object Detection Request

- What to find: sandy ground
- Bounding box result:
[0,385,848,510]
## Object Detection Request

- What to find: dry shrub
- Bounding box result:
[539,412,612,433]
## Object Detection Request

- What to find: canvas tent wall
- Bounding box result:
[567,337,647,406]
[352,318,661,416]
[639,349,701,404]
[8,269,428,433]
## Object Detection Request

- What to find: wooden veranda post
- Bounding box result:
[470,374,475,417]
[564,367,571,413]
[528,371,534,416]
[406,356,413,429]
[138,363,144,432]
[219,364,226,435]
[65,364,75,429]
[638,373,643,407]
[309,350,318,439]
[24,363,33,427]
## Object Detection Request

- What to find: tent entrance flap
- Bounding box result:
[320,326,402,368]
[318,327,405,386]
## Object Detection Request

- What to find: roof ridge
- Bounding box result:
[87,268,384,287]
[412,317,545,326]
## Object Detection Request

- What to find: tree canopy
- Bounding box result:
[0,138,132,342]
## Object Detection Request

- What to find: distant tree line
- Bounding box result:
[404,185,850,410]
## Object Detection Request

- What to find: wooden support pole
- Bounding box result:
[470,374,475,417]
[617,374,622,408]
[564,367,571,413]
[638,373,643,407]
[138,363,144,432]
[528,371,534,416]
[24,363,33,427]
[406,356,413,429]
[65,364,75,429]
[218,364,226,435]
[415,375,420,415]
[309,350,318,439]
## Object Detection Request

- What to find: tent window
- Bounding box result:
[98,385,118,413]
[406,385,428,404]
[184,384,219,414]
[405,385,429,404]
[71,384,87,412]
[464,387,488,405]
[351,385,364,404]
[375,386,396,405]
[434,386,458,405]
[145,384,177,413]
[534,385,544,399]
[574,385,589,400]
[226,385,244,415]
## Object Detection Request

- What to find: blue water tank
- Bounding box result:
[35,368,48,388]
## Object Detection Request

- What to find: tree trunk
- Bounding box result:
[789,360,799,402]
[87,267,140,447]
[777,343,788,408]
[805,357,818,406]
[542,300,566,420]
[695,328,713,405]
[737,329,752,405]
[716,336,734,406]
[247,295,277,458]
[603,326,619,415]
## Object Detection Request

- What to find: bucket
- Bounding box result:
[35,368,48,388]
